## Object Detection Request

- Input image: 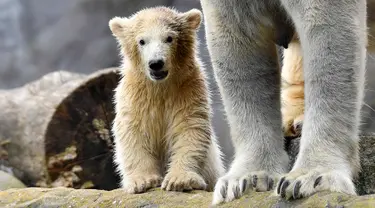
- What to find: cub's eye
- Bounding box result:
[139,39,145,45]
[166,36,173,43]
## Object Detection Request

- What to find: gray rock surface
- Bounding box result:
[1,187,375,208]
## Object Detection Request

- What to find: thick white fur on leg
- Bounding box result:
[276,0,366,199]
[200,0,290,205]
[200,0,366,205]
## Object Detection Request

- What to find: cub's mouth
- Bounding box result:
[150,70,168,80]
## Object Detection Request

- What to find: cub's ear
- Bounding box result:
[109,17,130,37]
[181,9,202,30]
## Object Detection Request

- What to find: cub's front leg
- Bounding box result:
[161,114,211,192]
[112,119,162,194]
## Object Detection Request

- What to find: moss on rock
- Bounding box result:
[1,187,375,208]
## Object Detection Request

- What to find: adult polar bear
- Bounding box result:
[200,0,367,205]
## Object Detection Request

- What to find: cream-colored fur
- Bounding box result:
[109,6,225,194]
[281,35,305,138]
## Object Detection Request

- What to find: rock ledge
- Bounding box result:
[1,187,375,208]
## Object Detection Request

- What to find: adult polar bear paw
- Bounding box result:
[212,171,279,205]
[275,169,356,200]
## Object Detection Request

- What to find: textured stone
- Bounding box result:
[0,68,121,189]
[1,187,375,208]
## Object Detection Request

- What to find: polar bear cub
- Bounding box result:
[108,6,225,194]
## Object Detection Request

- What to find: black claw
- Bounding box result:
[220,181,228,198]
[234,185,241,199]
[277,177,285,194]
[314,176,323,188]
[293,181,301,199]
[264,175,269,188]
[242,179,248,193]
[295,122,302,131]
[280,180,290,198]
[140,184,146,193]
[268,178,274,191]
[176,183,183,192]
[252,175,258,188]
[170,182,175,190]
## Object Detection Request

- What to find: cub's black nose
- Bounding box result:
[149,59,164,71]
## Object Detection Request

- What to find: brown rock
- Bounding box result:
[1,187,375,207]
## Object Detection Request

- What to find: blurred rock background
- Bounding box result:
[0,0,374,170]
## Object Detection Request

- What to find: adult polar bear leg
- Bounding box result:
[200,0,289,205]
[276,0,367,200]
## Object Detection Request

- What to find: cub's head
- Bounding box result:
[109,7,202,82]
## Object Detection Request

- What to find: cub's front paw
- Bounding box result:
[283,113,304,138]
[122,174,163,194]
[161,170,207,192]
[212,171,279,205]
[275,168,356,200]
